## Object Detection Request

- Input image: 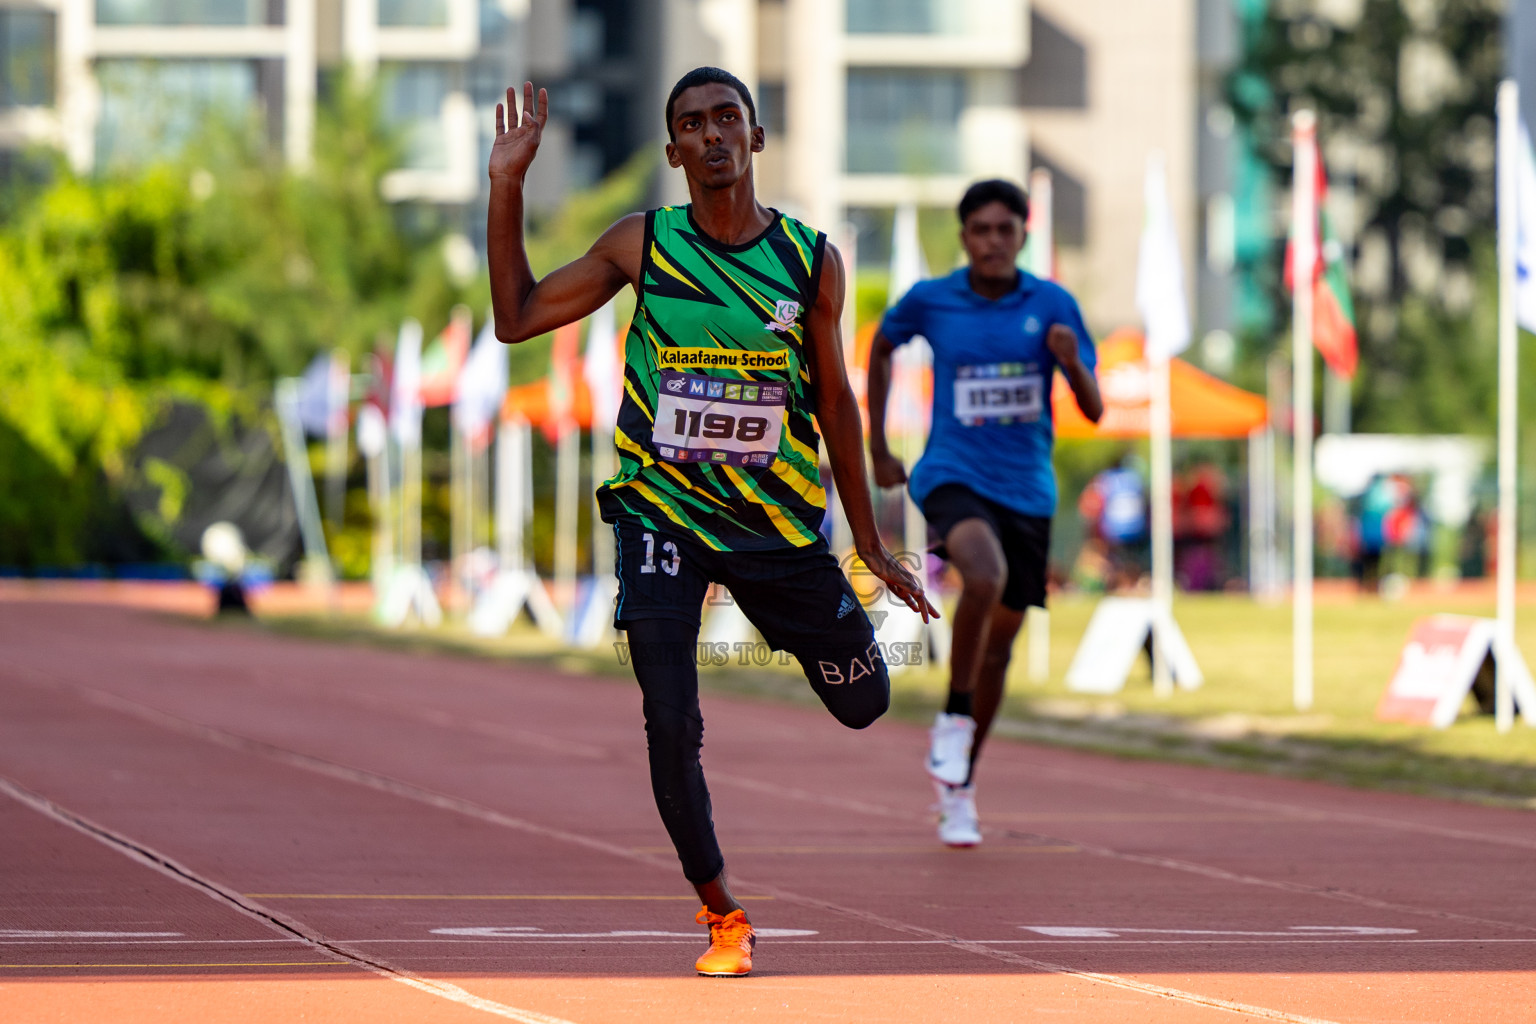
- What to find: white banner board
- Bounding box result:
[1376,615,1536,728]
[1065,597,1202,694]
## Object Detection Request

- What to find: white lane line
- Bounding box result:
[0,775,581,1024]
[13,685,1347,1024]
[0,939,303,946]
[0,930,183,938]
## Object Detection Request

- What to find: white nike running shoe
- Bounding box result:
[935,782,981,847]
[926,712,975,786]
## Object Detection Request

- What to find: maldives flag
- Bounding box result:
[418,307,473,407]
[1286,142,1358,379]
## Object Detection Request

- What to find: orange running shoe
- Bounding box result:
[694,907,755,977]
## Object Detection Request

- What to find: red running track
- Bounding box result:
[1,599,1534,1024]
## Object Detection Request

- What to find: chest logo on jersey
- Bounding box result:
[764,300,801,333]
[658,347,791,372]
[1023,316,1042,335]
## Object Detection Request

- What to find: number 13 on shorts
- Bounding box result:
[639,531,681,576]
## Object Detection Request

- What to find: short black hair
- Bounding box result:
[958,179,1029,225]
[665,67,757,142]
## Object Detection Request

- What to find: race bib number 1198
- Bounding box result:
[651,370,786,467]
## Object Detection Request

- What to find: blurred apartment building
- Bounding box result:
[0,0,1258,341]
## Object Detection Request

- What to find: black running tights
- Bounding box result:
[626,617,889,884]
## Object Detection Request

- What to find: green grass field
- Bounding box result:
[258,587,1536,806]
[885,589,1536,804]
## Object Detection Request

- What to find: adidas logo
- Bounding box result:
[836,594,856,619]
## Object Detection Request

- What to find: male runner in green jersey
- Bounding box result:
[488,68,935,977]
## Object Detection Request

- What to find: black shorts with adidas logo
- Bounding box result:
[612,519,878,658]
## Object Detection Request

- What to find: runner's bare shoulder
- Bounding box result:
[589,213,647,288]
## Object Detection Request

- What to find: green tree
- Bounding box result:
[0,73,468,567]
[1231,0,1505,433]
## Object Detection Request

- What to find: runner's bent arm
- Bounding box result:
[806,246,938,622]
[487,83,640,343]
[864,331,906,487]
[1046,323,1103,422]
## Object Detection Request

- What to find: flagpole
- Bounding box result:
[554,412,580,624]
[275,377,334,582]
[324,349,350,539]
[1497,79,1520,733]
[1291,109,1318,712]
[495,418,519,576]
[1150,350,1175,697]
[450,422,468,612]
[1025,167,1054,684]
[1136,152,1187,697]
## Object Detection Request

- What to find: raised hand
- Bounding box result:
[490,82,548,182]
[1045,322,1081,368]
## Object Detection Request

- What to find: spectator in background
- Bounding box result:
[1175,463,1229,591]
[1353,473,1396,593]
[1081,458,1147,586]
[1384,476,1429,579]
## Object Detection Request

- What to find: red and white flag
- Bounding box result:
[1285,129,1358,379]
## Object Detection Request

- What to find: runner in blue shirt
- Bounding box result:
[868,179,1103,846]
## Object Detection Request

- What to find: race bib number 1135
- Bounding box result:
[953,362,1044,427]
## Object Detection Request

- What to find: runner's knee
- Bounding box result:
[961,559,1008,604]
[798,638,890,729]
[626,618,706,768]
[641,696,703,763]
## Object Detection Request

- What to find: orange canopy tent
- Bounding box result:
[1053,328,1268,439]
[500,377,595,431]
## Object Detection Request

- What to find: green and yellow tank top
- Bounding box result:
[595,205,828,551]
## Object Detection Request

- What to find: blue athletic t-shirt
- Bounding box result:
[880,268,1096,518]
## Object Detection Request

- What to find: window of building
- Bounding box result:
[95,59,258,166]
[845,69,964,175]
[95,0,263,27]
[846,0,961,34]
[378,0,448,29]
[568,7,603,64]
[0,9,55,108]
[381,61,449,171]
[757,81,785,135]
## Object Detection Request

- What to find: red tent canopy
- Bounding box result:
[1054,329,1268,439]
